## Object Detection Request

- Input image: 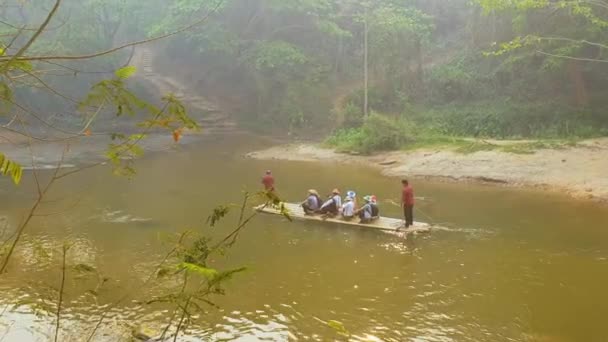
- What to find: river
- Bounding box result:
[1,133,607,341]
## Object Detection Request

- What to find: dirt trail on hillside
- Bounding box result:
[0,47,236,169]
[132,46,237,133]
[247,139,608,203]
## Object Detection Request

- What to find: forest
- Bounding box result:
[2,1,608,341]
[3,0,608,154]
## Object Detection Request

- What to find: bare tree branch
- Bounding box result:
[54,243,70,342]
[3,26,25,52]
[0,0,62,72]
[5,100,77,136]
[2,0,225,63]
[85,231,192,342]
[8,68,80,104]
[536,36,608,50]
[16,114,42,196]
[0,14,69,32]
[0,145,67,274]
[536,50,608,63]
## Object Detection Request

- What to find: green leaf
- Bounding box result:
[208,267,247,286]
[0,82,12,100]
[12,60,33,72]
[115,66,137,79]
[178,262,219,280]
[279,203,293,222]
[327,320,349,337]
[0,82,13,114]
[207,205,230,227]
[0,153,23,185]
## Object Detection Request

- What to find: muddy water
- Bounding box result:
[1,134,607,341]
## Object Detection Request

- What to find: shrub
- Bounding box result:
[326,113,416,154]
[342,101,364,128]
[415,101,608,139]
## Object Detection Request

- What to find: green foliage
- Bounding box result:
[327,113,415,154]
[178,262,219,280]
[207,205,231,227]
[78,69,199,176]
[477,0,607,64]
[0,82,13,114]
[5,0,607,143]
[371,5,434,41]
[267,0,332,13]
[316,19,352,38]
[0,59,33,74]
[475,0,549,12]
[342,102,364,128]
[80,79,148,117]
[419,102,608,139]
[105,134,145,177]
[140,191,278,341]
[0,154,23,185]
[248,41,308,72]
[328,103,608,154]
[114,66,137,79]
[426,55,483,102]
[327,320,349,337]
[477,0,608,28]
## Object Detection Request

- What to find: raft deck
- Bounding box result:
[255,202,431,234]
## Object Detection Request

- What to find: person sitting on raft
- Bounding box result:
[355,195,376,223]
[346,190,357,207]
[341,196,355,220]
[302,189,322,215]
[370,195,380,218]
[319,189,342,216]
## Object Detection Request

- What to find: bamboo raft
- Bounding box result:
[255,202,431,234]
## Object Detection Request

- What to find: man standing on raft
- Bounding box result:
[401,179,415,228]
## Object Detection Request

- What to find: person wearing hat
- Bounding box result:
[261,170,275,191]
[370,195,380,218]
[301,189,322,215]
[355,195,374,223]
[347,190,357,208]
[319,188,342,216]
[341,196,355,220]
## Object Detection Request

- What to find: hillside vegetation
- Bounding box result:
[4,0,608,152]
[152,0,608,146]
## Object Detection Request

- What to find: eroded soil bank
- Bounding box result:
[247,139,608,203]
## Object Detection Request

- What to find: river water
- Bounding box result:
[1,133,607,341]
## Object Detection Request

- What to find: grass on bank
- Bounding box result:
[325,113,585,155]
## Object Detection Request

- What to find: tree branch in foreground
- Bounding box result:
[1,0,225,63]
[0,0,62,72]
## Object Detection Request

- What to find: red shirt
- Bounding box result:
[402,185,414,206]
[262,174,275,190]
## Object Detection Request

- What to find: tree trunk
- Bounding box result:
[415,37,423,83]
[332,36,342,88]
[363,17,369,117]
[568,60,589,106]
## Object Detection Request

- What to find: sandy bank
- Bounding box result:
[246,139,608,203]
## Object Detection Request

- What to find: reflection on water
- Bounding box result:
[94,209,153,224]
[1,133,608,341]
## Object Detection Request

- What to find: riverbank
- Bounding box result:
[246,139,608,203]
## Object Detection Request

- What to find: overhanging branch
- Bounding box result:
[1,0,225,63]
